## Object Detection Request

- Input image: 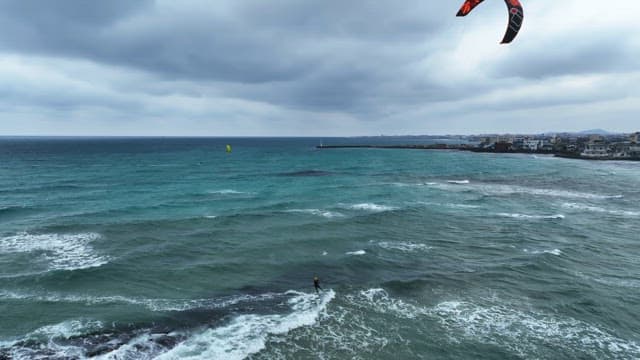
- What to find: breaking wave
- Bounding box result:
[341,289,640,359]
[1,290,335,360]
[0,233,108,271]
[0,290,284,313]
[207,189,252,195]
[346,250,366,256]
[156,290,334,360]
[285,209,344,218]
[376,241,432,253]
[347,203,397,212]
[562,202,640,217]
[497,213,565,220]
[426,182,623,200]
[431,300,639,358]
[524,248,563,256]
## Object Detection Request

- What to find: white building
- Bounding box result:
[581,142,610,157]
[522,139,542,151]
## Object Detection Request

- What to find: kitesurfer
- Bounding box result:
[313,275,323,294]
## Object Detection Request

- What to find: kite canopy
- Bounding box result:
[456,0,524,44]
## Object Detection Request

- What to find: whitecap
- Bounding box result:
[562,202,639,217]
[348,203,396,212]
[29,319,104,340]
[497,213,565,220]
[377,241,432,253]
[155,290,335,360]
[285,209,344,218]
[0,233,108,271]
[430,300,640,358]
[345,290,640,357]
[524,249,562,256]
[429,182,623,200]
[93,333,179,360]
[485,185,622,200]
[545,249,562,256]
[446,203,481,209]
[447,180,470,184]
[1,319,103,360]
[351,288,425,319]
[421,201,481,210]
[0,290,282,313]
[346,250,366,256]
[207,189,251,195]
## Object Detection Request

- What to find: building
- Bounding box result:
[522,139,542,151]
[581,140,610,157]
[541,140,553,151]
[610,142,632,158]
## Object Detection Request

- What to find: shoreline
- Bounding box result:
[316,144,640,161]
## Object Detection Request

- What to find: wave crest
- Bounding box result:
[0,233,108,271]
[156,290,335,360]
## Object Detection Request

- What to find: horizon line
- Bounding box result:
[1,130,638,139]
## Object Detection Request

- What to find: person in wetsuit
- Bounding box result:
[313,275,323,294]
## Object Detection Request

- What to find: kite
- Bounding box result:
[456,0,524,44]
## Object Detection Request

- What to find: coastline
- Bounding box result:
[316,144,640,161]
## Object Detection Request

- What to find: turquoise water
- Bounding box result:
[1,137,639,359]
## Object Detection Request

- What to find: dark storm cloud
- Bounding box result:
[0,0,151,25]
[0,0,514,113]
[0,0,459,114]
[0,0,451,86]
[0,0,638,135]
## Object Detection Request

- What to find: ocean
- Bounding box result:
[0,137,638,359]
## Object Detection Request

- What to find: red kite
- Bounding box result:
[456,0,524,44]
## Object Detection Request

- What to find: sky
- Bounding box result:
[0,0,638,136]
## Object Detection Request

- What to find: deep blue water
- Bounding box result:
[1,137,639,359]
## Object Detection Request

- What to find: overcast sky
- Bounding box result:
[0,0,638,136]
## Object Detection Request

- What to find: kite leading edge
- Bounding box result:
[456,0,524,44]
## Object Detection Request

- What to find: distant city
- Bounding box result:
[322,131,640,160]
[465,131,640,160]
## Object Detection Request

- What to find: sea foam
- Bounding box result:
[447,180,470,184]
[348,203,396,212]
[427,182,623,200]
[0,290,282,313]
[562,202,640,217]
[29,319,104,340]
[377,241,432,253]
[2,291,335,359]
[431,300,640,358]
[346,250,366,256]
[0,233,108,271]
[285,209,344,218]
[1,319,103,360]
[155,290,335,360]
[524,248,563,256]
[207,189,253,195]
[497,213,565,220]
[343,289,640,358]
